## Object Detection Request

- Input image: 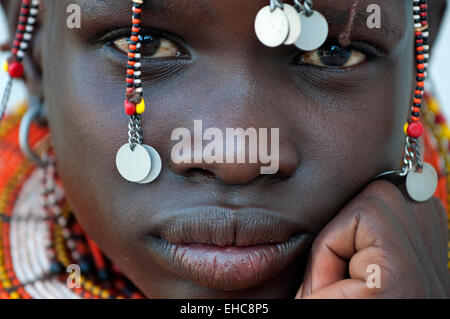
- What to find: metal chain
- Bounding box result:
[128,114,143,151]
[293,0,313,15]
[270,0,284,11]
[400,137,422,176]
[0,78,13,131]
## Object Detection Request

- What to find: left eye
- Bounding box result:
[113,34,184,59]
[297,44,366,68]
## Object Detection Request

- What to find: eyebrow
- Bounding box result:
[83,0,217,20]
[321,6,398,40]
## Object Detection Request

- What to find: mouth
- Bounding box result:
[148,206,310,291]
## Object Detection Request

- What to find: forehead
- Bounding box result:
[49,0,409,49]
[54,0,408,24]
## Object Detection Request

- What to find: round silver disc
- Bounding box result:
[116,143,151,183]
[294,10,329,51]
[255,6,289,47]
[283,4,302,45]
[138,145,162,184]
[406,163,438,202]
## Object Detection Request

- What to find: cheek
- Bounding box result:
[282,49,414,227]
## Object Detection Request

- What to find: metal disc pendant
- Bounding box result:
[255,6,289,47]
[294,10,329,51]
[283,4,302,45]
[116,143,151,183]
[138,145,162,184]
[406,163,438,202]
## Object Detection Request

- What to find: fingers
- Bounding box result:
[368,182,445,296]
[304,279,370,299]
[371,182,447,297]
[300,180,427,298]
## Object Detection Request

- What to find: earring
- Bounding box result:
[293,0,329,51]
[376,0,437,203]
[19,96,50,167]
[254,0,290,47]
[1,0,40,130]
[254,0,328,51]
[115,0,162,184]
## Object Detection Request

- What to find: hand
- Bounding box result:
[296,180,450,299]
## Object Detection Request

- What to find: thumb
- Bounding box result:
[295,212,354,298]
[297,182,417,298]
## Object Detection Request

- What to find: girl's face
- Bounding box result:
[41,0,412,298]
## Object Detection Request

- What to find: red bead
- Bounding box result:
[435,113,446,125]
[8,61,24,78]
[124,100,136,115]
[407,122,424,138]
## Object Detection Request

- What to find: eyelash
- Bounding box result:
[102,29,382,71]
[293,40,383,69]
[103,29,190,60]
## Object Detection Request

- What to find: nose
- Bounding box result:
[168,51,300,185]
[170,127,299,185]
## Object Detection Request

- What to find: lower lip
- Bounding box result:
[151,235,308,291]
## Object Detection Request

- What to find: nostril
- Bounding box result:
[186,168,216,178]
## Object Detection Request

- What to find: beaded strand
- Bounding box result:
[1,0,40,125]
[124,0,146,150]
[404,0,430,139]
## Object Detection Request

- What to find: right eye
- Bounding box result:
[295,43,368,68]
[113,34,186,59]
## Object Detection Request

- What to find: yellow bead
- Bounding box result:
[2,281,11,289]
[84,280,93,290]
[441,125,450,139]
[428,98,440,114]
[92,286,101,295]
[100,290,110,299]
[10,291,20,299]
[136,98,146,114]
[403,122,409,135]
[2,60,8,73]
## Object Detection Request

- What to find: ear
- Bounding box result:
[428,0,447,48]
[1,0,44,99]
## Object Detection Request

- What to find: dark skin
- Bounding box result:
[2,0,449,298]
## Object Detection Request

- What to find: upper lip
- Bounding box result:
[149,206,306,247]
